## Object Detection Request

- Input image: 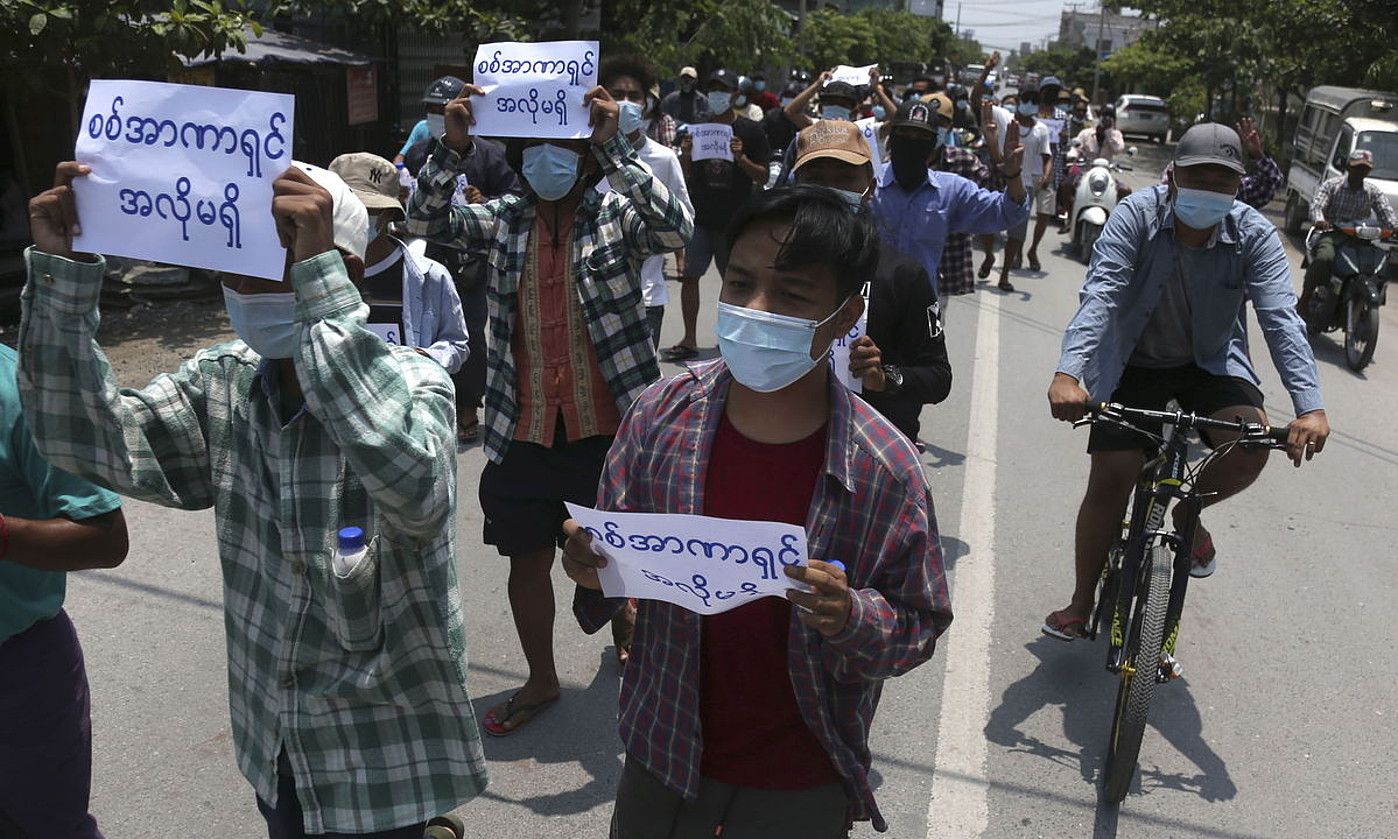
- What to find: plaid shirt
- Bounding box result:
[18,249,487,834]
[647,113,678,148]
[1038,106,1072,187]
[937,147,990,297]
[1310,175,1398,227]
[406,134,693,464]
[572,360,953,832]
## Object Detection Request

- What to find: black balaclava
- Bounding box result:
[890,134,935,190]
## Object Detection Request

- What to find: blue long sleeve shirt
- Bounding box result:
[1057,185,1324,417]
[870,167,1030,290]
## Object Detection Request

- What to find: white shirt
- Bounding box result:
[1017,119,1052,188]
[598,135,694,307]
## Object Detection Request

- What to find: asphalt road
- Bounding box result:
[56,146,1398,837]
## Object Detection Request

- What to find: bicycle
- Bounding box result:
[1075,402,1290,803]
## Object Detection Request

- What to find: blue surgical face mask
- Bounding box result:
[618,101,644,136]
[715,299,848,392]
[754,80,767,92]
[707,91,733,114]
[821,104,852,122]
[426,113,446,138]
[1173,186,1234,229]
[522,143,581,201]
[735,94,748,108]
[936,127,950,146]
[1017,102,1037,116]
[872,105,887,121]
[223,287,299,359]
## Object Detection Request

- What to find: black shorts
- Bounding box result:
[479,420,614,557]
[1087,364,1265,453]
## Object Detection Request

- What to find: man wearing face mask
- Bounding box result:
[922,92,994,299]
[600,55,695,349]
[790,122,952,443]
[664,69,768,363]
[559,186,952,837]
[749,71,780,113]
[395,75,459,166]
[661,66,711,126]
[871,98,1029,299]
[996,93,1053,291]
[1300,149,1398,314]
[1025,77,1071,271]
[329,152,470,374]
[1043,124,1331,643]
[406,81,692,735]
[22,160,488,836]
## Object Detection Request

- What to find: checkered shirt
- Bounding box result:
[406,134,693,464]
[572,360,953,833]
[938,146,990,296]
[1310,175,1398,228]
[18,249,488,834]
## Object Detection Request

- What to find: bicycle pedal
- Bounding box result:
[1156,653,1183,683]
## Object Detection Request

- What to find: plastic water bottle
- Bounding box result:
[395,162,412,190]
[334,527,367,578]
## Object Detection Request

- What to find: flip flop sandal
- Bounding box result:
[978,258,995,279]
[1189,533,1217,578]
[482,692,559,737]
[660,344,698,362]
[1041,609,1088,641]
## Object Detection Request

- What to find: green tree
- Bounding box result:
[857,8,957,67]
[602,0,792,75]
[796,8,877,71]
[1100,41,1189,94]
[1020,45,1097,89]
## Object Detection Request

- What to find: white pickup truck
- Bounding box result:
[1284,86,1398,234]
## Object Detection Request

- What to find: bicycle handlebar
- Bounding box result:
[1084,402,1290,447]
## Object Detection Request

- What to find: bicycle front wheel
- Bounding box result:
[1102,542,1171,803]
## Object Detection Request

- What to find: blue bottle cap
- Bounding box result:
[828,560,847,574]
[338,526,366,552]
[394,162,406,169]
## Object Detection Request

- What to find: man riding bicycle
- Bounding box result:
[1043,124,1331,641]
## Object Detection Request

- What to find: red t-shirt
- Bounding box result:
[699,412,839,789]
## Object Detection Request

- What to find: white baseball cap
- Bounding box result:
[293,160,370,260]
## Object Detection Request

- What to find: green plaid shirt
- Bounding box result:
[405,133,693,464]
[18,248,488,833]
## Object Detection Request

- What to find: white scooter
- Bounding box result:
[1065,143,1136,264]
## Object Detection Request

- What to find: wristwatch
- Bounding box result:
[881,364,904,393]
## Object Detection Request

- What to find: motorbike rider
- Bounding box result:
[1060,115,1130,233]
[1300,149,1398,313]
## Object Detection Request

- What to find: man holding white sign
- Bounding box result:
[22,151,488,835]
[562,187,951,837]
[405,50,692,737]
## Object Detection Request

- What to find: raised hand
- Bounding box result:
[730,136,745,161]
[271,165,336,264]
[1236,116,1264,160]
[982,101,998,139]
[584,85,620,146]
[1002,119,1023,177]
[444,84,485,154]
[28,161,92,261]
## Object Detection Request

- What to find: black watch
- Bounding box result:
[881,364,904,392]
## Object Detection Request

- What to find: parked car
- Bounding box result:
[1114,94,1170,143]
[1284,85,1398,235]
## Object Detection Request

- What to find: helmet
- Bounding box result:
[422,76,465,106]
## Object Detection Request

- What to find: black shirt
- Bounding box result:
[687,116,770,229]
[761,108,799,163]
[859,246,953,442]
[661,89,711,125]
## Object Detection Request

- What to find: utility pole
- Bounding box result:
[955,2,962,37]
[1090,2,1106,104]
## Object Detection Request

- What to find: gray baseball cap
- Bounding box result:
[1175,123,1246,174]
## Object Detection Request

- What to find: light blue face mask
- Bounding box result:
[821,104,852,122]
[1173,186,1234,229]
[754,80,767,92]
[522,143,582,201]
[618,101,645,136]
[936,127,950,147]
[715,298,848,392]
[1017,102,1038,117]
[707,91,734,114]
[872,105,887,121]
[223,287,299,359]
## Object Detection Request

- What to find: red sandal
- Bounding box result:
[1042,609,1088,641]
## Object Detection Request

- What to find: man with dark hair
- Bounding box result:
[561,185,952,837]
[661,65,710,125]
[406,80,692,735]
[749,71,780,112]
[788,121,952,444]
[1025,76,1071,271]
[662,68,768,362]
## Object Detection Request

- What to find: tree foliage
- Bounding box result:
[795,8,968,74]
[603,0,793,74]
[1020,45,1099,90]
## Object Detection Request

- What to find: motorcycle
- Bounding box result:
[1303,222,1395,372]
[1065,144,1135,264]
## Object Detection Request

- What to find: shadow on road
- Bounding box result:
[471,650,623,818]
[985,635,1237,832]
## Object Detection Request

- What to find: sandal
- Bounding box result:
[998,279,1016,293]
[1027,253,1042,272]
[482,692,559,737]
[1042,608,1088,641]
[660,344,698,362]
[978,256,995,279]
[1189,531,1217,578]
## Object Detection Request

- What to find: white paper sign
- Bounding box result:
[72,79,293,281]
[832,282,871,393]
[471,40,598,139]
[855,117,885,176]
[828,64,878,88]
[1039,116,1065,145]
[367,323,402,345]
[690,123,734,162]
[565,503,810,616]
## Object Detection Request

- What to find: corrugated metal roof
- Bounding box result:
[183,26,373,69]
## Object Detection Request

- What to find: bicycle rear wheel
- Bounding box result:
[1102,542,1171,803]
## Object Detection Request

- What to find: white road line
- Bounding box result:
[927,293,1000,838]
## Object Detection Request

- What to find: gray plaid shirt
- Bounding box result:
[1310,175,1398,228]
[18,249,487,833]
